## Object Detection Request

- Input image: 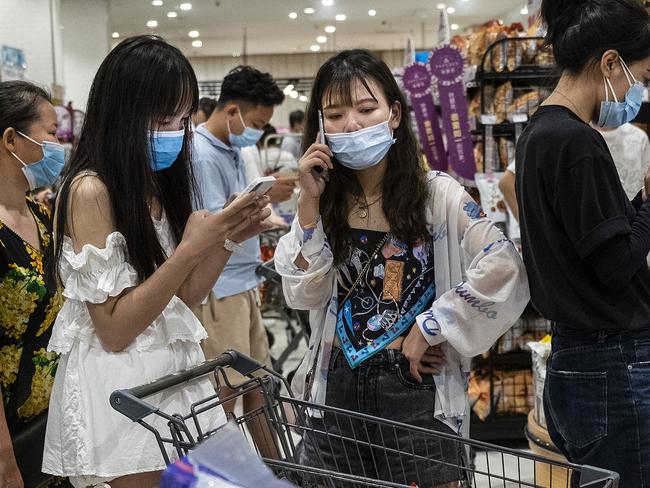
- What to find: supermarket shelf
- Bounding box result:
[470,412,528,442]
[471,122,519,138]
[475,66,559,85]
[473,350,533,370]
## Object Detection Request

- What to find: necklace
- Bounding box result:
[356,194,382,219]
[554,90,589,123]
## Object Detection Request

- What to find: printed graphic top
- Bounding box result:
[336,229,436,368]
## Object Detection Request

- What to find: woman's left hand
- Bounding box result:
[402,327,445,383]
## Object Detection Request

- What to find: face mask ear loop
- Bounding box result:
[605,77,619,103]
[16,130,43,147]
[11,152,27,167]
[619,58,637,87]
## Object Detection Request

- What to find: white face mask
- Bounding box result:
[324,109,396,170]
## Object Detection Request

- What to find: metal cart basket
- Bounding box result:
[110,350,619,488]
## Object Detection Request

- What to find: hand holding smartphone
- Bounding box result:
[242,176,277,196]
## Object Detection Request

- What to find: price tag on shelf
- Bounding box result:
[509,113,529,124]
[480,115,498,125]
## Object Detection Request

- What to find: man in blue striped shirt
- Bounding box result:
[192,66,284,456]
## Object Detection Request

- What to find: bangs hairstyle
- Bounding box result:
[303,49,430,265]
[52,35,199,284]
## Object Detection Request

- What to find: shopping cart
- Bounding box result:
[110,351,619,488]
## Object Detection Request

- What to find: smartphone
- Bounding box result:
[242,176,276,195]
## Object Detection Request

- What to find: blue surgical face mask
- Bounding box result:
[228,110,264,148]
[149,129,184,171]
[325,109,396,170]
[597,58,645,129]
[11,131,65,190]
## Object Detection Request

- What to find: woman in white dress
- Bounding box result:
[41,36,272,487]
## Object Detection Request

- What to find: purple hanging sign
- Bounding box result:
[429,46,476,183]
[401,63,446,172]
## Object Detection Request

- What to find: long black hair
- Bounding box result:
[52,35,199,283]
[542,0,650,73]
[303,49,430,265]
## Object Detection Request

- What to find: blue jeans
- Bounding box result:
[544,334,650,486]
[300,347,465,487]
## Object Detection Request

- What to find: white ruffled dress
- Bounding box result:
[42,217,226,483]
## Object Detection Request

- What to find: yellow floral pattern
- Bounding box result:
[17,349,58,419]
[0,199,61,428]
[0,345,23,388]
[0,264,46,339]
[38,291,63,338]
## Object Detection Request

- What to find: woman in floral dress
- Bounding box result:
[0,81,64,486]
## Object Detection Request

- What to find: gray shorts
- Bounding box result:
[299,347,466,487]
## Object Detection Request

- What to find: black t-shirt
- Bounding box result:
[516,105,650,331]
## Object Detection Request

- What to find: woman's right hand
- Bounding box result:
[0,450,23,488]
[298,140,333,201]
[180,193,267,259]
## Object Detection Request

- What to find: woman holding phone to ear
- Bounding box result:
[275,49,529,487]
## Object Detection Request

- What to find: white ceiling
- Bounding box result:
[108,0,527,57]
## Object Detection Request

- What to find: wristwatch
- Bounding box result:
[223,238,243,253]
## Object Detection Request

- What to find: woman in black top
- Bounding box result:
[516,0,650,483]
[0,81,65,487]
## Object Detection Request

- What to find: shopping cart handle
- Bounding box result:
[580,465,620,487]
[256,259,282,284]
[110,351,267,421]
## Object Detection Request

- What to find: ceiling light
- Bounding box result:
[152,0,163,5]
[188,30,199,38]
[436,3,446,9]
[289,11,298,19]
[285,83,295,91]
[179,3,192,10]
[446,6,455,13]
[520,6,529,15]
[316,35,327,43]
[299,95,308,102]
[192,40,202,47]
[304,7,315,14]
[310,44,321,52]
[146,20,158,28]
[322,0,333,5]
[335,14,346,21]
[112,32,120,38]
[290,91,299,99]
[167,11,177,17]
[324,25,336,33]
[368,9,377,16]
[451,23,459,30]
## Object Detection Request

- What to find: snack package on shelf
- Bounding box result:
[498,138,515,170]
[468,371,491,420]
[451,34,470,60]
[469,24,489,66]
[497,316,551,354]
[475,172,507,222]
[508,90,541,117]
[506,23,526,72]
[468,93,481,130]
[492,82,514,123]
[528,336,552,428]
[474,141,485,173]
[483,22,508,73]
[495,370,534,415]
[468,369,535,419]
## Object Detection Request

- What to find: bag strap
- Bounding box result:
[337,232,390,313]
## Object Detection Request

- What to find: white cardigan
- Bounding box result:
[274,171,530,435]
